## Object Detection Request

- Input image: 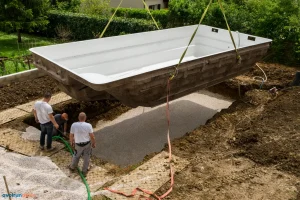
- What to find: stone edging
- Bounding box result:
[0,69,46,86]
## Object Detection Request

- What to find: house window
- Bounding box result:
[149,4,161,10]
[149,5,155,10]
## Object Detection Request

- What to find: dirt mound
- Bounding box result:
[208,62,298,98]
[0,76,60,111]
[233,87,300,176]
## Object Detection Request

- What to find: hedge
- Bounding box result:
[112,8,170,28]
[43,10,159,40]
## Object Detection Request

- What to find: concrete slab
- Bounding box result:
[16,92,72,112]
[0,108,28,125]
[93,91,233,166]
[95,151,189,199]
[0,128,64,156]
[50,150,114,192]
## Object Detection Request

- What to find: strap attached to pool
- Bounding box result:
[170,0,241,80]
[142,0,160,30]
[169,0,213,80]
[100,0,160,38]
[217,0,241,63]
[100,0,124,38]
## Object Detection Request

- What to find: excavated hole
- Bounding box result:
[23,99,127,132]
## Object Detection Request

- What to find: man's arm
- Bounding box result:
[64,122,67,133]
[89,133,96,148]
[49,114,59,129]
[70,133,75,148]
[33,109,39,123]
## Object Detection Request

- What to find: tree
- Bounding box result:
[0,0,50,43]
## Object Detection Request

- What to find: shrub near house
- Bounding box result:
[44,10,159,40]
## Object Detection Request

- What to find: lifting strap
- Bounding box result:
[169,0,213,80]
[170,0,241,80]
[100,0,124,38]
[100,0,160,38]
[142,0,160,30]
[217,0,241,63]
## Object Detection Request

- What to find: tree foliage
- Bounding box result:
[51,0,81,12]
[79,0,111,16]
[0,0,50,42]
[168,0,300,65]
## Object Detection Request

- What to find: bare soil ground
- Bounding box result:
[0,76,60,111]
[156,63,300,199]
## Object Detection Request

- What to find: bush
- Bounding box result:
[44,10,159,40]
[79,0,110,16]
[112,8,169,28]
[168,0,208,26]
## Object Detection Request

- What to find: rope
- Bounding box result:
[52,135,92,200]
[217,0,241,63]
[160,79,174,199]
[169,0,213,80]
[142,0,160,30]
[253,63,267,89]
[100,0,124,38]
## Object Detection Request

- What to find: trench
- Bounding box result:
[23,99,130,132]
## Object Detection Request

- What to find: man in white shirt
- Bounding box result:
[69,112,96,176]
[33,92,59,151]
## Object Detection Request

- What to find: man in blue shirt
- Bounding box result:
[53,113,68,137]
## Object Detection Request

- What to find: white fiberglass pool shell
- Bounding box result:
[30,24,272,107]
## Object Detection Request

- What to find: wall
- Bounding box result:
[110,0,166,9]
[0,69,46,86]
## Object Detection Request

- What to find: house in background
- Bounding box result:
[110,0,169,10]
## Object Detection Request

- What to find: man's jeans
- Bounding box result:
[292,72,300,86]
[40,122,53,149]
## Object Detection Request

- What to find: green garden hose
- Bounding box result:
[52,136,92,200]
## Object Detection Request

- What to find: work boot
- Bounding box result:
[82,171,88,178]
[68,165,76,172]
[46,146,56,152]
[39,146,45,150]
[88,164,94,171]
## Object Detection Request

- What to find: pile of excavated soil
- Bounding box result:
[0,76,60,111]
[233,87,300,176]
[208,62,298,98]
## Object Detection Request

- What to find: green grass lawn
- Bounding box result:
[0,32,57,75]
[0,31,57,57]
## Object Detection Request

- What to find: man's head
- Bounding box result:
[61,113,68,121]
[43,92,52,102]
[78,112,87,122]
